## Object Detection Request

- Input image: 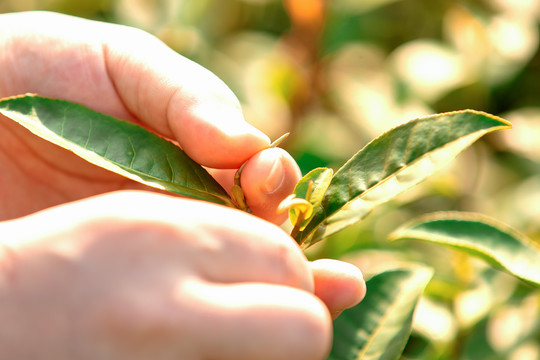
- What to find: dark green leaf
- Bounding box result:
[328,266,433,360]
[390,212,540,287]
[296,110,511,248]
[0,94,234,206]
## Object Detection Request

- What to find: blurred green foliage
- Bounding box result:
[2,0,540,358]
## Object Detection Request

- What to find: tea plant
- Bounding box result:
[1,94,538,360]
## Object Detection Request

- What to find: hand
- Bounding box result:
[0,11,299,223]
[0,12,368,359]
[0,191,366,360]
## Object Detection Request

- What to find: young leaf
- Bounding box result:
[294,167,334,205]
[0,94,234,207]
[390,212,540,287]
[289,168,333,235]
[327,266,434,360]
[296,110,511,248]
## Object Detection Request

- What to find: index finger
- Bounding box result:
[102,22,270,168]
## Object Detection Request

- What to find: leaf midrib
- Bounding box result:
[354,274,420,360]
[397,228,540,286]
[0,102,231,204]
[306,124,508,241]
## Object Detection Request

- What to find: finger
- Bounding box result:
[310,259,366,319]
[2,11,270,169]
[207,168,237,195]
[190,208,313,292]
[0,12,135,121]
[239,147,302,224]
[182,282,332,360]
[208,147,302,224]
[101,22,270,168]
[15,190,313,291]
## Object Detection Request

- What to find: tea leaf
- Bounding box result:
[289,167,333,234]
[327,265,433,360]
[294,167,333,206]
[390,212,540,287]
[296,110,511,248]
[0,94,234,207]
[278,194,314,235]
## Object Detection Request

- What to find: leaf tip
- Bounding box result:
[270,132,290,148]
[460,109,512,129]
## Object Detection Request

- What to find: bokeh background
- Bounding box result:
[2,0,539,359]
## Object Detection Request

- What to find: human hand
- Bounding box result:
[0,11,299,223]
[0,191,366,360]
[0,12,367,358]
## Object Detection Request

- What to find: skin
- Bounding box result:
[0,11,366,360]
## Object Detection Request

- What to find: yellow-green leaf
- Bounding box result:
[290,168,333,236]
[294,168,334,205]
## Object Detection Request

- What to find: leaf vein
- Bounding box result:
[60,109,67,138]
[128,136,136,169]
[165,154,175,183]
[355,280,418,359]
[84,117,92,149]
[402,122,418,165]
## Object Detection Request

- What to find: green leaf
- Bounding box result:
[290,167,333,230]
[0,94,234,207]
[294,167,334,205]
[328,266,434,360]
[282,168,333,236]
[390,212,540,287]
[296,110,511,248]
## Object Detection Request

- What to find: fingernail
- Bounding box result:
[261,149,285,194]
[243,122,271,144]
[332,310,344,320]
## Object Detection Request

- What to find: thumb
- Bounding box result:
[207,147,302,224]
[240,148,302,224]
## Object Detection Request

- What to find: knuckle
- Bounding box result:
[268,239,308,287]
[261,226,312,290]
[92,295,184,346]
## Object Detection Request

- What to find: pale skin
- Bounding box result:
[0,11,366,360]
